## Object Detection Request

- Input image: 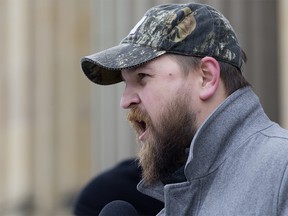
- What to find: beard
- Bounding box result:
[127,92,197,185]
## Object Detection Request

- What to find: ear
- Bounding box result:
[199,57,221,101]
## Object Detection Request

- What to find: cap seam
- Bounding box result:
[82,50,166,71]
[205,6,217,57]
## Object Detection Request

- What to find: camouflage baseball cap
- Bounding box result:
[81,2,243,85]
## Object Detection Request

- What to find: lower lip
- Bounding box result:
[139,130,148,141]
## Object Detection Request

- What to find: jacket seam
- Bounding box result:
[196,179,203,215]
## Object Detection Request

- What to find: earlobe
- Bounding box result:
[199,57,221,101]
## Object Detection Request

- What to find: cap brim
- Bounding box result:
[81,43,166,85]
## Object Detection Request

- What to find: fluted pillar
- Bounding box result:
[279,0,288,128]
[1,0,92,215]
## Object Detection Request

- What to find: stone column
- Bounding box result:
[279,0,288,128]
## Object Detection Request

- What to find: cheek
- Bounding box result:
[143,93,172,122]
[140,80,184,120]
[141,94,162,119]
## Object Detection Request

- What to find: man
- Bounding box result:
[81,2,288,215]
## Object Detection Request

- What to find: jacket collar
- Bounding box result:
[185,87,272,179]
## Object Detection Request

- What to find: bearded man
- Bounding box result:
[80,2,288,216]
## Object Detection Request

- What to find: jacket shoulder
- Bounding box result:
[259,124,288,149]
[261,123,288,139]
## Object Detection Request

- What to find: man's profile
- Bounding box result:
[80,2,288,215]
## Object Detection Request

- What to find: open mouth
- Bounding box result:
[136,120,147,133]
[134,120,149,141]
[127,107,150,141]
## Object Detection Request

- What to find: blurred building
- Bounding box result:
[0,0,287,215]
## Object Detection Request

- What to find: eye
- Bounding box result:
[137,73,151,84]
[137,73,147,80]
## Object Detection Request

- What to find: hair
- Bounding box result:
[171,50,250,96]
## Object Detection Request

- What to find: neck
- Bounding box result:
[196,82,227,129]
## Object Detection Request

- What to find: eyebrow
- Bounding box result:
[121,63,149,81]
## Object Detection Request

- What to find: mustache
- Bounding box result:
[127,106,149,123]
[127,106,152,134]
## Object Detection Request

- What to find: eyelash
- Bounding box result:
[137,73,147,80]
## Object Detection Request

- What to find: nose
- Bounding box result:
[120,85,140,109]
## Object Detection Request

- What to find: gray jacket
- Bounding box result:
[138,87,288,216]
